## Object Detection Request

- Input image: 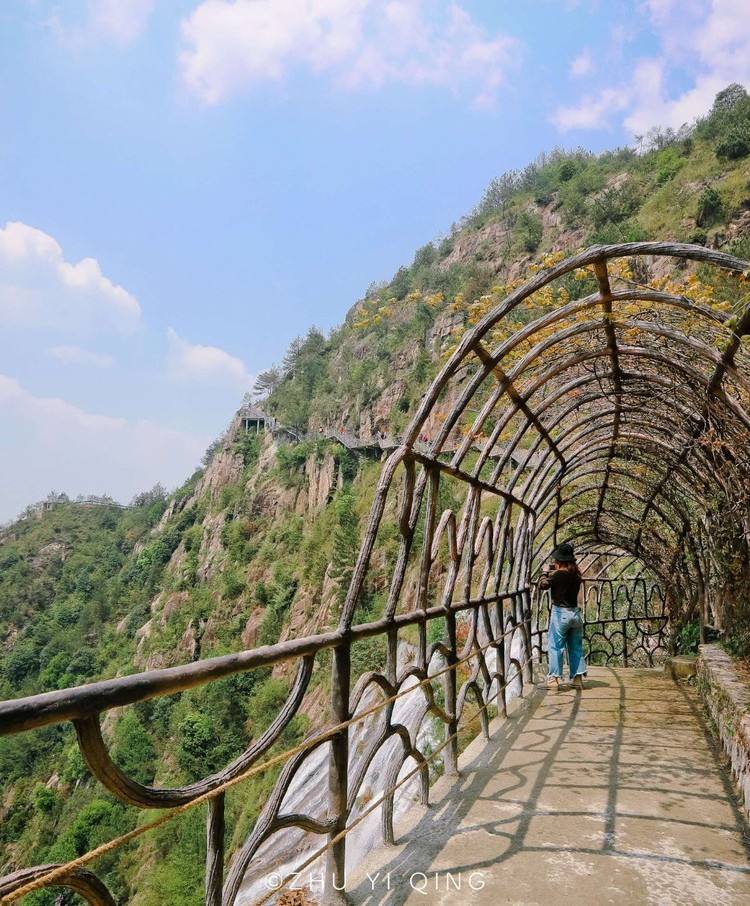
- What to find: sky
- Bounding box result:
[1,0,749,522]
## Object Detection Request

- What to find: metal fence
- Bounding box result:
[532,577,669,668]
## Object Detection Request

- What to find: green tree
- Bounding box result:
[696,186,724,226]
[517,210,543,252]
[330,492,360,608]
[112,709,156,785]
[176,713,220,780]
[715,122,750,160]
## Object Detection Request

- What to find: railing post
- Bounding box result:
[531,585,544,667]
[443,608,459,776]
[205,793,224,906]
[622,619,628,667]
[522,588,533,684]
[327,639,351,898]
[495,598,507,718]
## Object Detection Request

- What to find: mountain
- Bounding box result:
[1,84,750,905]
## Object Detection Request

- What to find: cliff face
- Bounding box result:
[2,88,750,903]
[127,427,360,672]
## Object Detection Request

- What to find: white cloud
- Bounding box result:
[166,327,253,387]
[552,86,630,132]
[0,374,209,522]
[49,0,155,47]
[0,222,141,334]
[179,0,521,108]
[553,0,750,135]
[49,345,115,368]
[570,49,593,78]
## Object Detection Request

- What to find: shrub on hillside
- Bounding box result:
[587,219,647,246]
[715,122,750,161]
[112,709,156,784]
[222,567,246,600]
[696,187,724,226]
[591,181,643,228]
[558,159,578,182]
[654,146,686,184]
[723,613,750,661]
[695,82,750,168]
[517,210,543,252]
[558,166,606,226]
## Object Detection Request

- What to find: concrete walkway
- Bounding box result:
[348,667,750,906]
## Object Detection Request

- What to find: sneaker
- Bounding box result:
[572,675,583,691]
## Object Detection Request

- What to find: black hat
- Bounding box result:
[551,542,576,563]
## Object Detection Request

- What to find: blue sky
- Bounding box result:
[1,0,748,521]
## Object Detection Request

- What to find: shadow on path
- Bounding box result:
[346,667,750,906]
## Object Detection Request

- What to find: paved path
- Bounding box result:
[348,667,750,906]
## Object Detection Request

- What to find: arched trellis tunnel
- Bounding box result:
[341,241,750,646]
[2,242,750,905]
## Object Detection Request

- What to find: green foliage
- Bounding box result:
[427,617,446,647]
[351,633,387,678]
[591,180,643,228]
[33,784,58,814]
[729,233,750,261]
[4,640,39,685]
[182,525,203,554]
[253,367,282,398]
[221,517,256,565]
[112,709,156,784]
[559,165,607,226]
[39,646,98,690]
[135,808,205,906]
[696,186,724,226]
[675,621,700,655]
[517,209,543,252]
[587,218,647,246]
[48,797,131,862]
[333,444,359,485]
[723,617,750,660]
[61,742,90,784]
[176,712,221,779]
[330,492,360,609]
[654,146,686,184]
[276,440,313,480]
[267,327,329,432]
[558,159,578,182]
[124,506,198,593]
[413,242,437,268]
[695,82,750,141]
[222,567,246,600]
[258,566,298,646]
[715,122,750,161]
[219,481,242,511]
[233,431,261,466]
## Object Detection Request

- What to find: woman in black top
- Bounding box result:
[539,542,586,691]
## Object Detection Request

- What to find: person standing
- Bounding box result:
[540,542,586,691]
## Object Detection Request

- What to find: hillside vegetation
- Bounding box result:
[1,85,750,904]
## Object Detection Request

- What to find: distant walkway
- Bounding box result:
[349,668,750,905]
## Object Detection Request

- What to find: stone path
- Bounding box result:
[347,667,750,905]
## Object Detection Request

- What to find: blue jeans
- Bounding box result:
[548,605,586,679]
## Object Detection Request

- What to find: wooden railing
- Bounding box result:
[0,585,535,904]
